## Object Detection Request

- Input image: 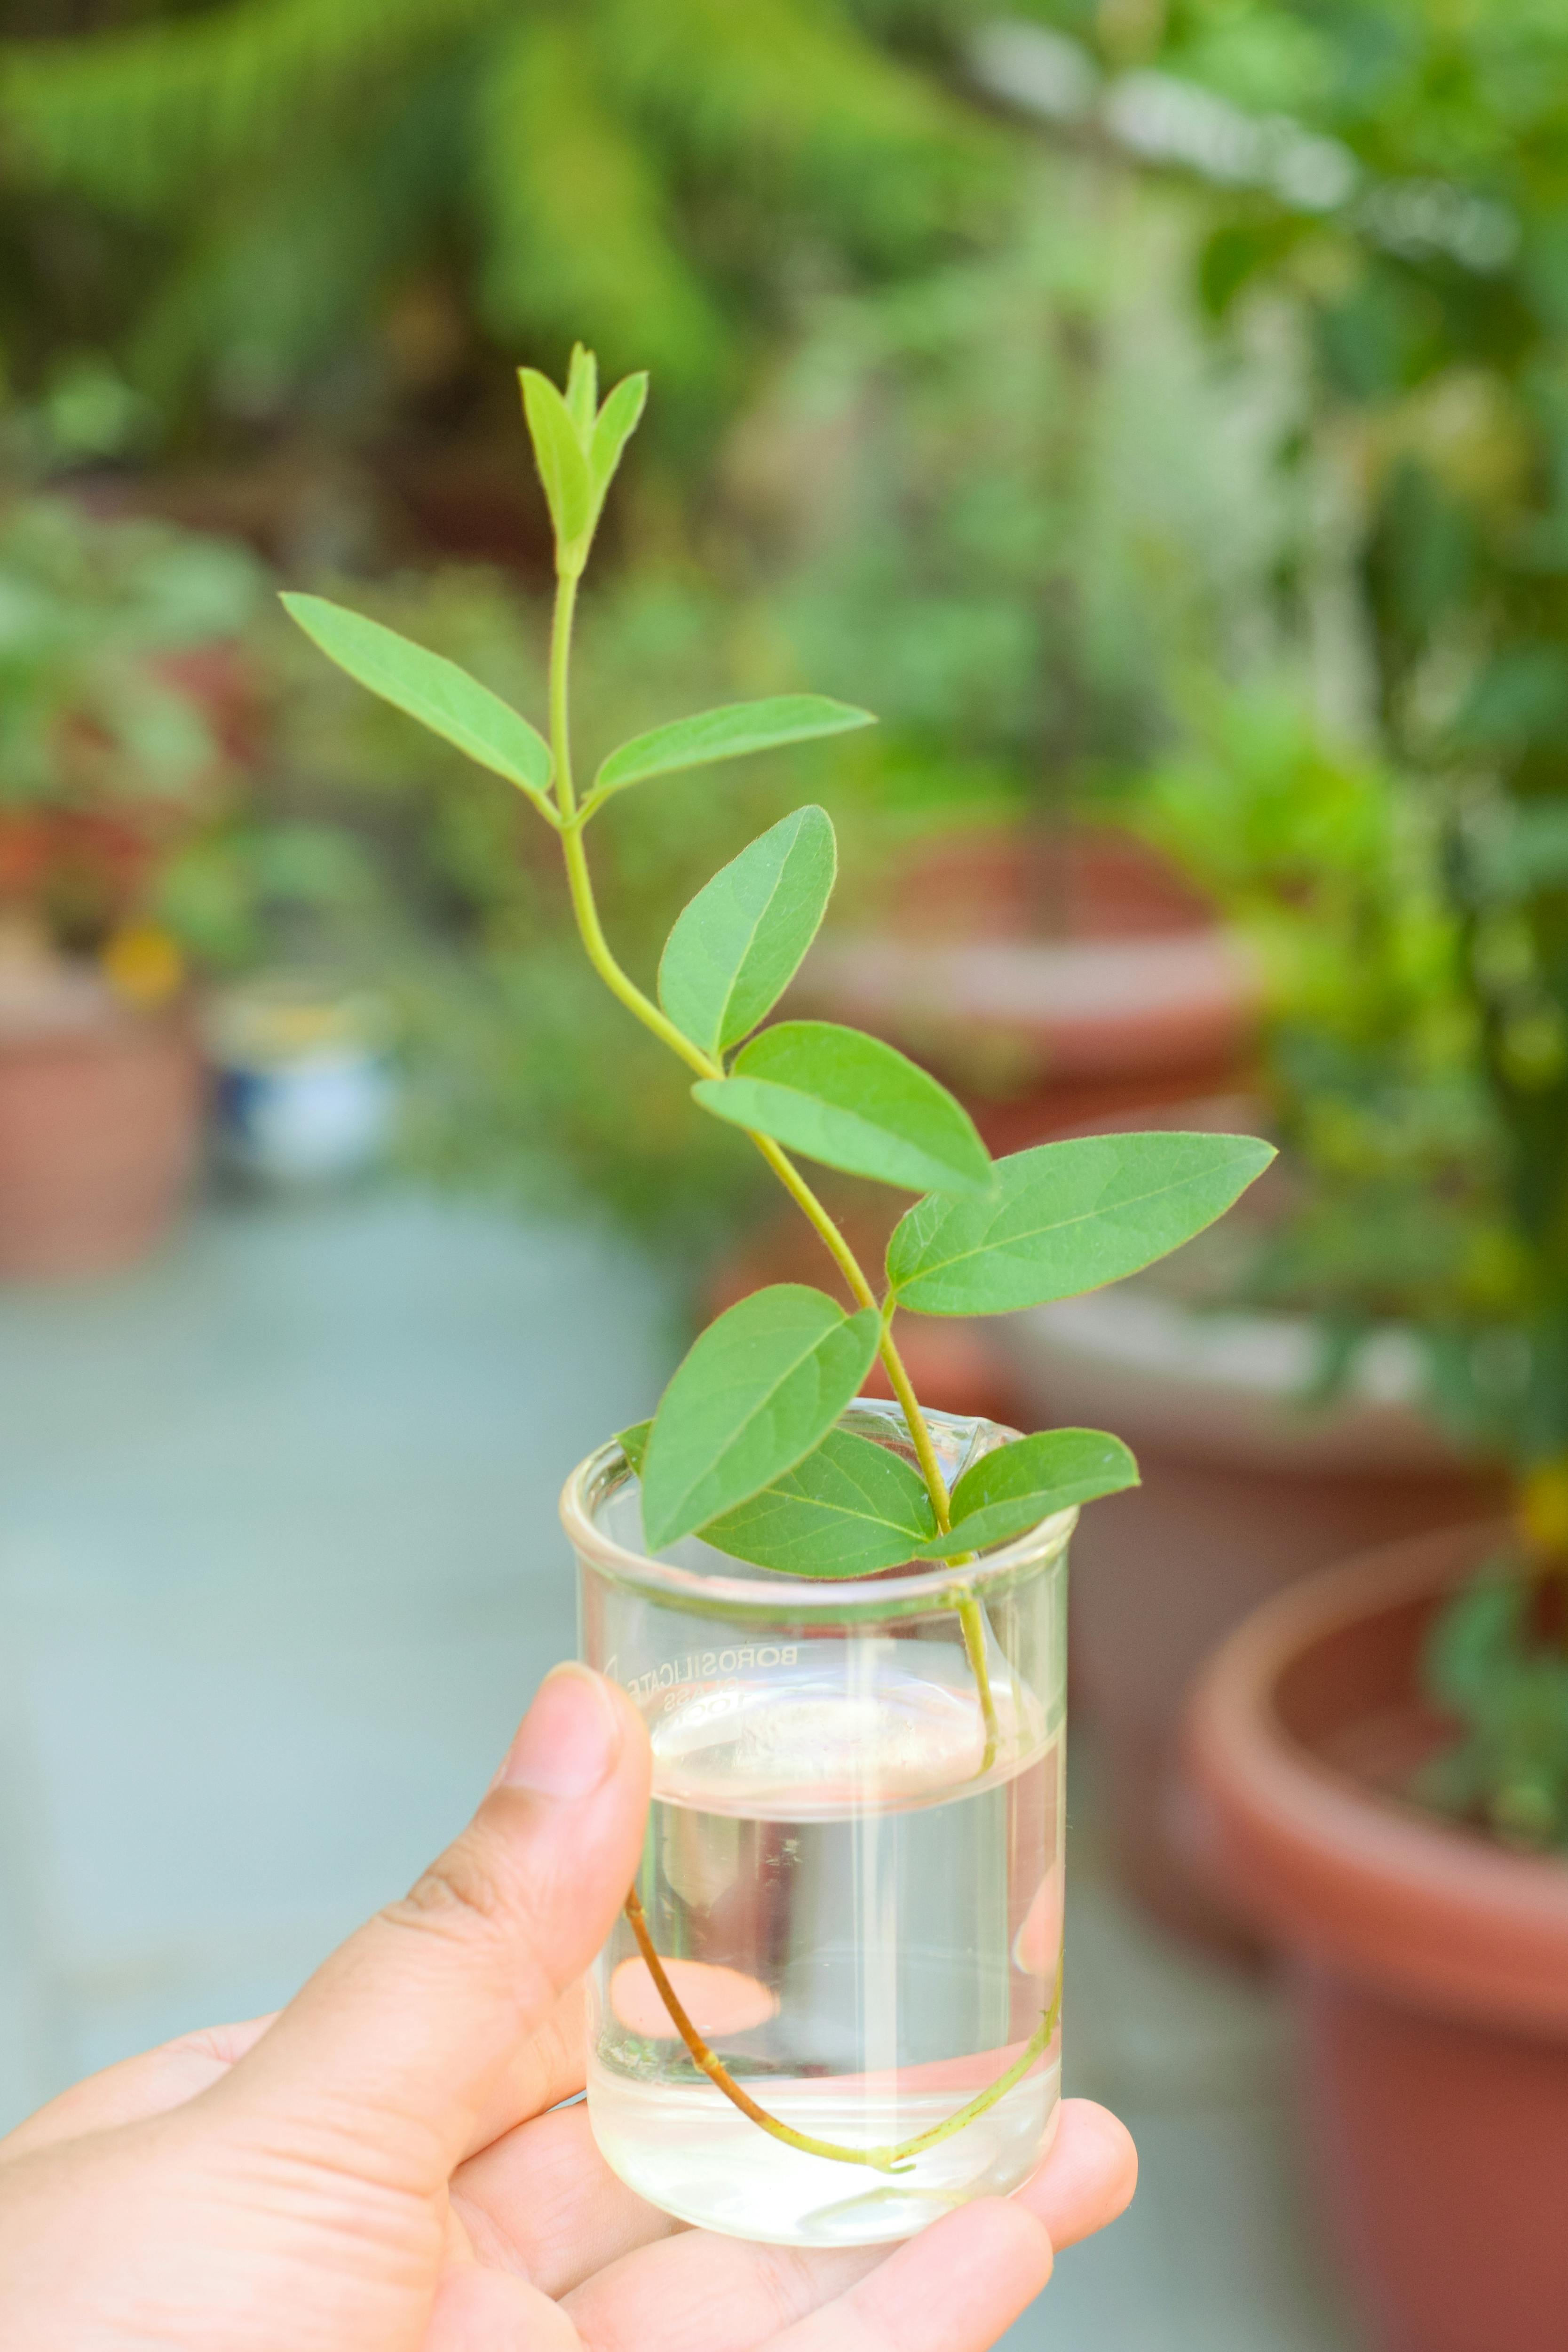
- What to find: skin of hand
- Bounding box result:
[0,1665,1136,2352]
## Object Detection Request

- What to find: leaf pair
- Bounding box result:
[282,351,871,840]
[279,595,871,840]
[657,817,1274,1260]
[704,1425,1139,1577]
[283,350,657,823]
[627,1125,1274,1555]
[621,1345,1139,1573]
[523,348,874,810]
[658,803,994,1193]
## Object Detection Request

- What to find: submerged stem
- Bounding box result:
[624,1885,1062,2174]
[956,1593,1001,1777]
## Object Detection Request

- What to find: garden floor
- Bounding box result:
[0,1190,1363,2350]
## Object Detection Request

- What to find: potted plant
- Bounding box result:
[283,342,1273,2241]
[1185,1517,1568,2352]
[1000,686,1505,1937]
[1133,10,1568,2334]
[0,496,264,1276]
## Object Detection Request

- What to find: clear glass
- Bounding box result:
[563,1399,1072,2248]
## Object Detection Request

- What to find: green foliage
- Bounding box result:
[695,1020,993,1196]
[615,1419,652,1475]
[518,347,651,571]
[1080,0,1568,1845]
[593,698,873,809]
[0,0,996,435]
[915,1429,1140,1559]
[746,166,1296,822]
[284,343,1272,1579]
[670,1422,1139,1578]
[279,594,554,814]
[701,1427,937,1577]
[0,495,261,809]
[1132,0,1568,1446]
[1131,684,1512,1344]
[1416,1566,1568,1851]
[657,806,838,1057]
[640,1284,882,1550]
[0,493,268,948]
[154,816,382,977]
[517,368,598,563]
[267,564,825,1255]
[590,376,651,501]
[885,1132,1277,1317]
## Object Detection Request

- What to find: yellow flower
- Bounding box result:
[101,923,184,1009]
[1518,1459,1568,1557]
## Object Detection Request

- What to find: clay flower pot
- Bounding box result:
[1003,1284,1503,1943]
[0,966,202,1279]
[793,825,1259,1151]
[1185,1525,1568,2352]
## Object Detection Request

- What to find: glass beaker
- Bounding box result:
[562,1397,1072,2249]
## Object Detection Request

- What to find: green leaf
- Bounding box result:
[887,1132,1277,1317]
[594,694,874,804]
[565,342,598,441]
[591,373,649,498]
[640,1285,880,1550]
[914,1429,1139,1557]
[658,806,837,1056]
[616,1419,651,1475]
[701,1428,937,1576]
[279,595,554,814]
[519,366,594,554]
[694,1020,993,1196]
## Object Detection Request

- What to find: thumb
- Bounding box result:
[212,1663,650,2184]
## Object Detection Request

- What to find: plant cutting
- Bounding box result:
[284,345,1273,2247]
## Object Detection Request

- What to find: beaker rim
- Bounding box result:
[559,1396,1077,1616]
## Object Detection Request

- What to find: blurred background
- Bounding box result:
[2,2,1567,2345]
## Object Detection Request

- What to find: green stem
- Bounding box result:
[748,1156,998,1772]
[560,816,714,1080]
[626,1885,1061,2174]
[546,561,1013,2148]
[549,570,579,818]
[956,1593,1000,1777]
[548,645,948,1526]
[747,1136,957,1529]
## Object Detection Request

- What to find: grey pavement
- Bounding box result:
[0,1192,1360,2348]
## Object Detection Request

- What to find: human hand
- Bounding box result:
[0,1664,1135,2351]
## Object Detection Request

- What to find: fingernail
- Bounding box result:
[500,1663,621,1798]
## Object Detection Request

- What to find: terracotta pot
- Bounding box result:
[793,826,1259,1146]
[0,972,202,1278]
[1002,1280,1504,1945]
[1184,1525,1568,2352]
